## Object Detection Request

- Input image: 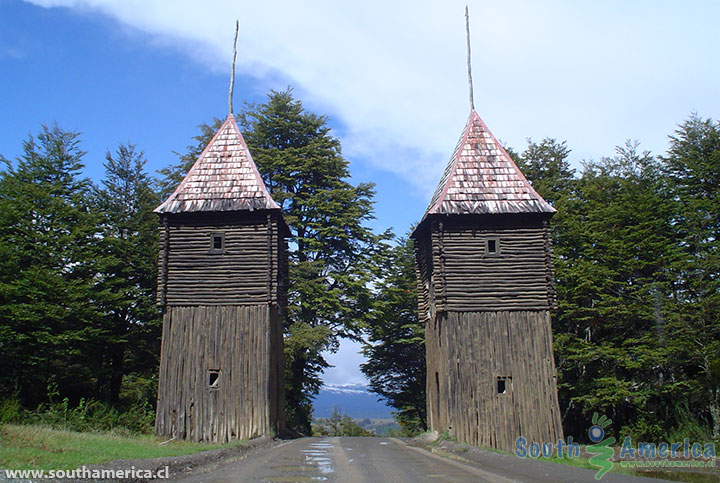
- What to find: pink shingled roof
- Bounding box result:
[425,110,555,216]
[155,114,280,214]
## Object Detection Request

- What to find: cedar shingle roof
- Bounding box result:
[422,110,555,218]
[155,114,280,214]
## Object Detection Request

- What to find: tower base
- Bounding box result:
[426,310,563,451]
[155,304,284,442]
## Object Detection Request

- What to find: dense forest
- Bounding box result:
[0,89,717,444]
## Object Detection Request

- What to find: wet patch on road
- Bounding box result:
[262,438,336,482]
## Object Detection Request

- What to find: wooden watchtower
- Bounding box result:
[411,109,564,451]
[154,113,288,442]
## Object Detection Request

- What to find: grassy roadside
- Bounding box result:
[427,435,718,482]
[0,424,247,471]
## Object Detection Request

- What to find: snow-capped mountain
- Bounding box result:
[312,383,393,419]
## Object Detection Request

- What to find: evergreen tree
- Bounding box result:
[313,407,372,436]
[515,137,705,441]
[94,144,161,402]
[0,124,103,406]
[549,142,682,440]
[361,235,426,433]
[516,138,575,205]
[339,413,372,436]
[661,115,720,439]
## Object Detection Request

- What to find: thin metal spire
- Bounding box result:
[465,6,475,111]
[228,20,239,115]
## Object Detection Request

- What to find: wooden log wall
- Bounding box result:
[277,234,289,317]
[414,234,437,428]
[155,304,283,442]
[268,306,285,433]
[157,215,170,306]
[426,310,563,452]
[542,219,557,310]
[164,222,267,305]
[413,234,432,325]
[157,215,287,306]
[431,221,446,312]
[424,300,444,432]
[440,226,550,311]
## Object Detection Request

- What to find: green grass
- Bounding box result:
[0,424,247,471]
[531,449,717,481]
[537,453,596,471]
[436,430,458,443]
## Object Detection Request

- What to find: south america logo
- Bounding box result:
[586,413,615,479]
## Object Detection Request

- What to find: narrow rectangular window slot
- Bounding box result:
[438,318,442,347]
[496,376,512,395]
[486,237,500,255]
[208,369,221,389]
[209,233,225,253]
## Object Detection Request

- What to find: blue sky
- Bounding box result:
[2,0,720,386]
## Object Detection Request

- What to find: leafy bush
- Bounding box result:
[312,408,373,436]
[667,407,714,443]
[22,397,155,434]
[0,375,157,435]
[0,398,23,424]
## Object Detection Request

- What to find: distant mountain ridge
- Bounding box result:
[313,383,393,419]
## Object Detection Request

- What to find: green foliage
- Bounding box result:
[0,398,23,424]
[311,407,373,436]
[0,374,157,435]
[436,430,458,443]
[361,235,426,433]
[0,124,104,407]
[662,114,720,441]
[355,418,401,436]
[0,125,162,430]
[551,143,682,439]
[515,138,575,205]
[93,144,162,402]
[518,122,720,443]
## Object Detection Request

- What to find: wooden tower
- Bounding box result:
[411,109,564,451]
[154,113,288,442]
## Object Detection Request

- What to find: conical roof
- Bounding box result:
[421,110,555,220]
[155,114,280,214]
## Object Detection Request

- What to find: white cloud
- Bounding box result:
[323,338,367,386]
[25,0,720,195]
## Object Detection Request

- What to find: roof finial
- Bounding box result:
[465,6,475,112]
[228,20,239,116]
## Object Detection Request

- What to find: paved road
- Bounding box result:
[180,436,501,482]
[178,436,665,482]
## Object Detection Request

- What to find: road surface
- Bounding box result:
[178,436,664,482]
